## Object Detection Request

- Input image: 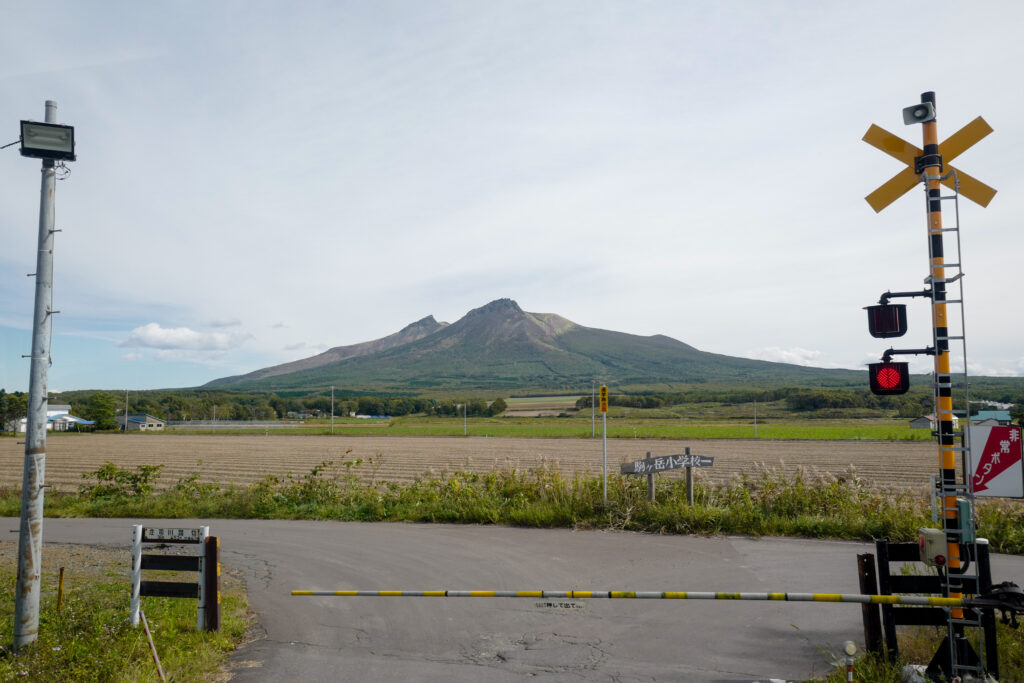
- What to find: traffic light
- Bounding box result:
[866,304,908,338]
[868,361,910,395]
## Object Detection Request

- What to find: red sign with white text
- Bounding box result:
[969,424,1023,498]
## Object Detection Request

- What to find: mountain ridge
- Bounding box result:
[205,298,864,392]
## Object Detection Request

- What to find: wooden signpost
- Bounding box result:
[620,447,713,504]
[131,525,221,631]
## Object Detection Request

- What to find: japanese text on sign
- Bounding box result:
[143,527,201,542]
[620,453,714,475]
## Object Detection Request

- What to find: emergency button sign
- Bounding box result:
[969,424,1023,498]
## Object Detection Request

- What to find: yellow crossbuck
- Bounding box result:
[863,116,996,212]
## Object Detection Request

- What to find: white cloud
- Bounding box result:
[121,352,143,361]
[745,347,829,367]
[120,323,251,351]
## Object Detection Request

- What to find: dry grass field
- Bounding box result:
[0,433,943,494]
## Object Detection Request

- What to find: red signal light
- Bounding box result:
[868,361,910,395]
[866,304,908,338]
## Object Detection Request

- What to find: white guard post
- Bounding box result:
[197,525,210,630]
[130,524,143,626]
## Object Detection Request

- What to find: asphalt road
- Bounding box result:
[8,518,1024,682]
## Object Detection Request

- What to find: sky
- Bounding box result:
[2,1,1023,393]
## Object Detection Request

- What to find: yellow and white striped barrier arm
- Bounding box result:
[290,589,964,607]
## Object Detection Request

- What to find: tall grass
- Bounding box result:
[14,460,1021,553]
[0,553,248,681]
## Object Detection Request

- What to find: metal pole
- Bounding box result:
[14,100,58,651]
[685,446,693,505]
[646,452,654,503]
[331,386,335,434]
[123,388,129,432]
[591,380,595,438]
[139,610,167,682]
[131,524,143,626]
[602,411,607,507]
[919,92,966,664]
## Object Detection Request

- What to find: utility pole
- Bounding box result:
[14,100,60,650]
[331,386,335,434]
[591,380,595,438]
[123,388,129,432]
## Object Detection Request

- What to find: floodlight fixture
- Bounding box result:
[20,120,76,161]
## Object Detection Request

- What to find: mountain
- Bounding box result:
[204,315,448,387]
[204,298,864,393]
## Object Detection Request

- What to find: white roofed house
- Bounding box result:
[12,404,96,432]
[909,414,959,430]
[116,413,167,431]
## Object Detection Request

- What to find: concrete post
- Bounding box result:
[14,100,58,651]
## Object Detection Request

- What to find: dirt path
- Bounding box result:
[0,434,942,493]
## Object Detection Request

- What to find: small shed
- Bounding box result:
[909,414,959,430]
[117,413,167,431]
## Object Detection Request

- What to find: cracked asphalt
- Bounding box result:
[7,518,1024,682]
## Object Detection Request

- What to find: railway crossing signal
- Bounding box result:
[867,362,909,395]
[865,303,907,339]
[862,91,998,680]
[863,115,996,212]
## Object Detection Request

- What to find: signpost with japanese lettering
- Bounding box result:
[969,424,1023,498]
[620,448,714,503]
[131,525,221,631]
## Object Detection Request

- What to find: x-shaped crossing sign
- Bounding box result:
[863,116,996,212]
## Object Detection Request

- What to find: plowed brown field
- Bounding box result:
[0,434,945,493]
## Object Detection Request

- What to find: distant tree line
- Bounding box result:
[575,387,936,416]
[50,389,509,427]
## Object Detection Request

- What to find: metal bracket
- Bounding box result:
[915,153,943,174]
[882,346,936,362]
[965,582,1024,628]
[879,288,933,305]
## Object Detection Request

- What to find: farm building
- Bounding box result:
[10,404,96,432]
[909,414,959,430]
[116,413,167,431]
[971,410,1011,425]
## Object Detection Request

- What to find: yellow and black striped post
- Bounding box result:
[918,91,965,627]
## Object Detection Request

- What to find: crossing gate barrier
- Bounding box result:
[130,524,221,631]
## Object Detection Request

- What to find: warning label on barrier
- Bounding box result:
[534,601,585,610]
[143,527,202,542]
[969,424,1023,498]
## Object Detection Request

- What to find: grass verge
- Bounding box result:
[0,542,249,682]
[816,622,1024,681]
[5,460,1021,553]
